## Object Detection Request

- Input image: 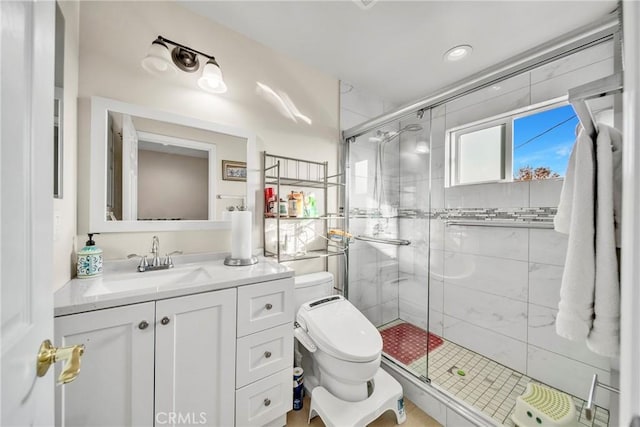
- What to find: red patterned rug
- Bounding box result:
[380,322,444,365]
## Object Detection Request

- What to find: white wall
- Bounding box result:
[53,0,79,290]
[67,2,338,273]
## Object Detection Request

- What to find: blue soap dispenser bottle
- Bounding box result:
[77,233,103,278]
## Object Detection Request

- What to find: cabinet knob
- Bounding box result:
[264,351,272,359]
[264,398,271,407]
[265,303,273,310]
[138,320,149,330]
[161,316,170,325]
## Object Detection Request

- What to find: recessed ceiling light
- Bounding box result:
[444,45,472,62]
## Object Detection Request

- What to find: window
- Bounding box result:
[512,104,577,181]
[447,101,578,186]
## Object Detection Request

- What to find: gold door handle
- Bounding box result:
[37,339,85,384]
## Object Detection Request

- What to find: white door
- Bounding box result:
[122,114,138,221]
[155,288,237,427]
[54,303,156,426]
[1,1,55,425]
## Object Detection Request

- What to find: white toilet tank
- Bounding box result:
[294,272,334,312]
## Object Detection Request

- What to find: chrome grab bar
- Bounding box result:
[354,235,411,246]
[445,220,554,229]
[585,373,620,421]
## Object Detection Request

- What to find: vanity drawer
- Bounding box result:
[236,323,293,387]
[235,368,292,427]
[237,278,294,337]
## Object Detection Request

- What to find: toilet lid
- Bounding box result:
[299,296,382,362]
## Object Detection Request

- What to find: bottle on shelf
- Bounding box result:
[288,192,298,218]
[264,188,277,217]
[278,198,288,217]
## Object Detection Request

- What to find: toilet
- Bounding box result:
[293,272,383,401]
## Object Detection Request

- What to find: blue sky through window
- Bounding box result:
[513,104,578,178]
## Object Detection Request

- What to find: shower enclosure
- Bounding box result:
[342,33,617,425]
[344,107,612,426]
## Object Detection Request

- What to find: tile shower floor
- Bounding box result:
[379,320,610,427]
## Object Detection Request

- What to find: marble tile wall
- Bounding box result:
[416,41,613,408]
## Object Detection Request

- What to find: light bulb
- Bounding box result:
[141,39,177,75]
[198,59,228,93]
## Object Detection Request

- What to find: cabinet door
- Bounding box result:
[54,302,155,427]
[155,288,236,427]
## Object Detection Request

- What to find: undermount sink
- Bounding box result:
[83,267,213,298]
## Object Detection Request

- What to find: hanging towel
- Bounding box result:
[554,128,595,341]
[586,124,622,357]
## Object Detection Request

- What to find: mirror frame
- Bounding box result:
[90,96,256,232]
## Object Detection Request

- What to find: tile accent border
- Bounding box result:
[350,207,557,223]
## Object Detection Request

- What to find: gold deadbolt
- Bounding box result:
[37,339,85,384]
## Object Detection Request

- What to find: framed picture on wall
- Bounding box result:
[222,160,247,182]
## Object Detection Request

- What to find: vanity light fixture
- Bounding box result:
[142,35,227,94]
[443,44,473,62]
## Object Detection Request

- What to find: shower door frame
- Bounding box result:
[340,115,433,384]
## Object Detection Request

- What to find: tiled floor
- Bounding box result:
[287,395,441,427]
[380,320,610,427]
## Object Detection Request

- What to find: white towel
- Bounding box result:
[586,124,621,357]
[554,128,595,341]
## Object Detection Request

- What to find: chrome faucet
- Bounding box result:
[128,236,182,272]
[151,236,161,267]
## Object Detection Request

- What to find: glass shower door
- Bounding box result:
[345,110,432,382]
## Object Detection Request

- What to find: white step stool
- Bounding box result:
[308,368,407,427]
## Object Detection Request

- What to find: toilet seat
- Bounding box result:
[298,296,382,363]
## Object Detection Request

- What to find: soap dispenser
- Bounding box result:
[77,233,103,278]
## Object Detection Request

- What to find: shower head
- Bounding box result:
[376,123,423,143]
[403,124,423,132]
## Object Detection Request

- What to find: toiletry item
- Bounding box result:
[264,188,276,217]
[328,229,353,243]
[293,367,304,410]
[294,191,304,217]
[307,193,317,217]
[278,198,288,216]
[230,210,252,260]
[77,233,103,278]
[288,192,299,217]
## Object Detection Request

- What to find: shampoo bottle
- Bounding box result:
[77,233,103,278]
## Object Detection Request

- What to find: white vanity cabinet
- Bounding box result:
[155,289,236,427]
[54,273,294,427]
[55,288,237,426]
[54,301,156,426]
[235,279,294,427]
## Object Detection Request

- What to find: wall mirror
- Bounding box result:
[90,97,256,232]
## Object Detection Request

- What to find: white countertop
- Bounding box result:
[54,253,293,316]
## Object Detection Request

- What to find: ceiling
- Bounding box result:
[180,1,616,107]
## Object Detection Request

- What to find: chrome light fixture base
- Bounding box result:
[224,256,258,266]
[171,47,199,73]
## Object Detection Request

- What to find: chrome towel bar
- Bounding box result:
[355,235,411,246]
[445,220,554,229]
